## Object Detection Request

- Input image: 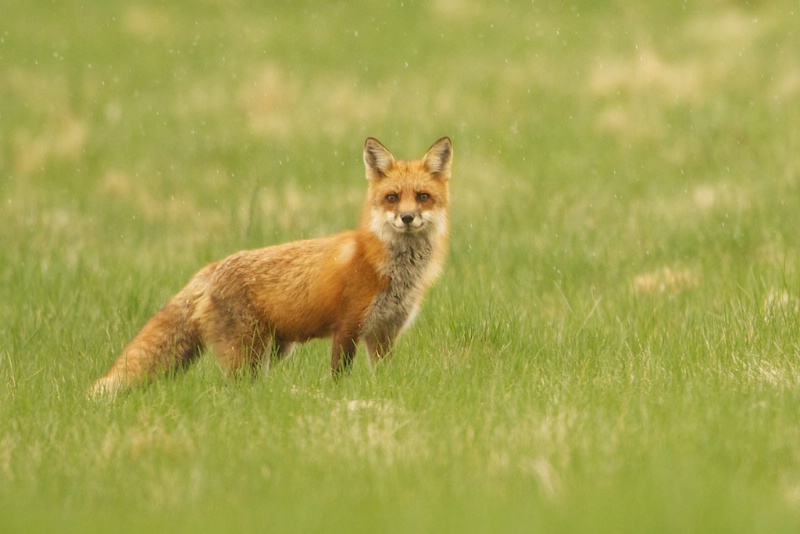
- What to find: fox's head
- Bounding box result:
[363,137,452,242]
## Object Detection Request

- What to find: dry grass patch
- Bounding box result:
[633,266,700,295]
[291,397,427,468]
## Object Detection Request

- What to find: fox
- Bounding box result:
[90,136,452,398]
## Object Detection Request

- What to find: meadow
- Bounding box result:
[2,0,800,532]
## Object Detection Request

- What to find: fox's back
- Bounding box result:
[197,231,380,341]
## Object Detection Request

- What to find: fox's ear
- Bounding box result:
[423,137,453,179]
[364,138,395,180]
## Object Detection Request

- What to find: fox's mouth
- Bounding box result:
[392,220,425,233]
[394,211,428,231]
[368,207,433,240]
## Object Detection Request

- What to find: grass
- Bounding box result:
[2,0,800,532]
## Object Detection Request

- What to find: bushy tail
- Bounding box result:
[90,283,204,399]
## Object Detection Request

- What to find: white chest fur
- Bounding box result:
[361,235,434,339]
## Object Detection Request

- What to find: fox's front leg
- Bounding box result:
[365,334,395,369]
[262,339,295,373]
[330,332,359,378]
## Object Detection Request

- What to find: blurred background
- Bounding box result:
[2,1,800,531]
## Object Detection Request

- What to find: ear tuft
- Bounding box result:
[364,138,395,180]
[423,137,453,177]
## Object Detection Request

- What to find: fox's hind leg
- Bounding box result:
[197,299,270,378]
[207,325,271,378]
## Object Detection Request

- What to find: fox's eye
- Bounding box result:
[386,193,399,203]
[417,192,430,203]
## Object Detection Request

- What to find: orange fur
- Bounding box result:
[90,137,452,398]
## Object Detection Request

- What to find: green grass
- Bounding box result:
[3,0,800,532]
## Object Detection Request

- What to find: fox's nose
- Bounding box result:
[400,213,415,225]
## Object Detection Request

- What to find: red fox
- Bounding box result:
[90,137,452,397]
